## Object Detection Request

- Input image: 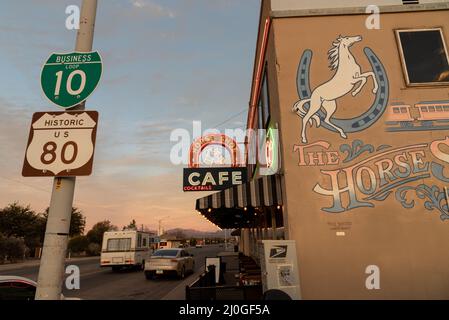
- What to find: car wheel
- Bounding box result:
[179,266,185,279]
[145,271,153,280]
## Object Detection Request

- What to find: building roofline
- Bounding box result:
[271,2,449,18]
[247,0,268,126]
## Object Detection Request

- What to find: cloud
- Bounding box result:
[129,0,176,18]
[0,98,214,232]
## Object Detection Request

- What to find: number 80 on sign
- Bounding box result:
[22,111,99,177]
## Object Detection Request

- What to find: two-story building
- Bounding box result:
[196,0,449,299]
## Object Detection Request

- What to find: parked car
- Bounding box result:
[0,276,78,300]
[195,244,203,248]
[144,248,195,280]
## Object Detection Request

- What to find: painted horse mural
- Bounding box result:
[293,35,379,143]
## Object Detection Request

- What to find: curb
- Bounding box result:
[161,264,206,300]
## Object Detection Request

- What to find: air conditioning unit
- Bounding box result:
[258,240,301,300]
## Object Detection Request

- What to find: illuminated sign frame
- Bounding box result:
[188,134,241,168]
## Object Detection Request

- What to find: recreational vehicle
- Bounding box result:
[100,230,152,271]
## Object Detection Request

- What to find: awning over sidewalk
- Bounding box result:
[195,174,284,229]
[196,174,283,210]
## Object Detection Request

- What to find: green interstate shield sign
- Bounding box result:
[40,51,102,108]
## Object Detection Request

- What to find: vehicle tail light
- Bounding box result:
[171,259,178,263]
[102,260,110,264]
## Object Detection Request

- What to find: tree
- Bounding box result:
[4,236,27,263]
[0,203,45,256]
[123,219,137,231]
[43,207,86,237]
[86,243,101,256]
[0,233,6,263]
[68,235,89,253]
[87,220,117,245]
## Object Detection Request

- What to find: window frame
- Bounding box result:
[256,64,271,130]
[395,27,449,87]
[261,66,271,129]
[137,234,142,247]
[106,238,132,252]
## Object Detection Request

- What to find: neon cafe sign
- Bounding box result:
[258,122,280,176]
[183,134,248,192]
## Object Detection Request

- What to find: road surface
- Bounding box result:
[0,245,222,300]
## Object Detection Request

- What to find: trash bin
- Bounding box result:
[219,262,226,284]
[207,265,216,286]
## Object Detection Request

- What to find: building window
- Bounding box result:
[107,238,131,252]
[258,95,264,129]
[257,67,271,129]
[396,28,449,86]
[262,69,270,128]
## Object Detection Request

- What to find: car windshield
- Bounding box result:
[152,250,179,257]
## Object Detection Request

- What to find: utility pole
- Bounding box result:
[157,216,170,236]
[35,0,98,300]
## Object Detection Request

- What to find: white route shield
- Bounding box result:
[23,111,98,177]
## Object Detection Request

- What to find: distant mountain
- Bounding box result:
[164,228,230,239]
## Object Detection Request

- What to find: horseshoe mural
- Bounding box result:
[295,41,389,140]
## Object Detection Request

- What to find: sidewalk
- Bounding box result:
[161,264,206,300]
[0,256,99,272]
[162,251,240,300]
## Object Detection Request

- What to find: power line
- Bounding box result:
[211,109,247,129]
[0,175,102,209]
[0,175,50,194]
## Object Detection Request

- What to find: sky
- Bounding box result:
[0,0,260,232]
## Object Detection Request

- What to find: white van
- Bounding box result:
[101,231,152,271]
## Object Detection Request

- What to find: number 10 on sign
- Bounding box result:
[41,52,102,109]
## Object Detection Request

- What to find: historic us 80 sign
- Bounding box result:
[40,52,102,108]
[22,111,99,177]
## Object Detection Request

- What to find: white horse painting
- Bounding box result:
[293,35,379,143]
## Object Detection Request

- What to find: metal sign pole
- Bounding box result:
[35,0,98,300]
